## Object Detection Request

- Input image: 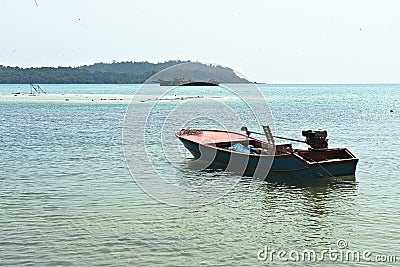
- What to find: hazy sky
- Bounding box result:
[1,0,399,83]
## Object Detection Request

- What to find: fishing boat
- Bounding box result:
[176,126,358,180]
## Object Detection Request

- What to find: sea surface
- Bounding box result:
[0,84,399,266]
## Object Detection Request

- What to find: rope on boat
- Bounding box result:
[179,129,203,135]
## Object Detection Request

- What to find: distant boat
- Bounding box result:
[180,81,219,86]
[159,78,191,86]
[176,126,358,180]
[159,78,219,86]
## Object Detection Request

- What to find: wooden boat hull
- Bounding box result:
[176,129,358,180]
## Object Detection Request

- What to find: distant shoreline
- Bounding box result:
[0,60,250,84]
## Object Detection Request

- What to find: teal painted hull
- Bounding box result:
[177,131,358,180]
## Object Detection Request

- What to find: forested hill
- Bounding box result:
[0,60,250,84]
[0,60,185,84]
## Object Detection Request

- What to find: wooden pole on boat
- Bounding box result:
[273,135,307,144]
[241,126,306,144]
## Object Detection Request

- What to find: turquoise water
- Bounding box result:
[0,84,139,95]
[1,84,399,266]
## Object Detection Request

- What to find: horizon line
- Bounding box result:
[1,82,399,85]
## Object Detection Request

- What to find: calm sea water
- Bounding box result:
[0,84,399,266]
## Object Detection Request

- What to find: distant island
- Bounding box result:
[0,60,250,84]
